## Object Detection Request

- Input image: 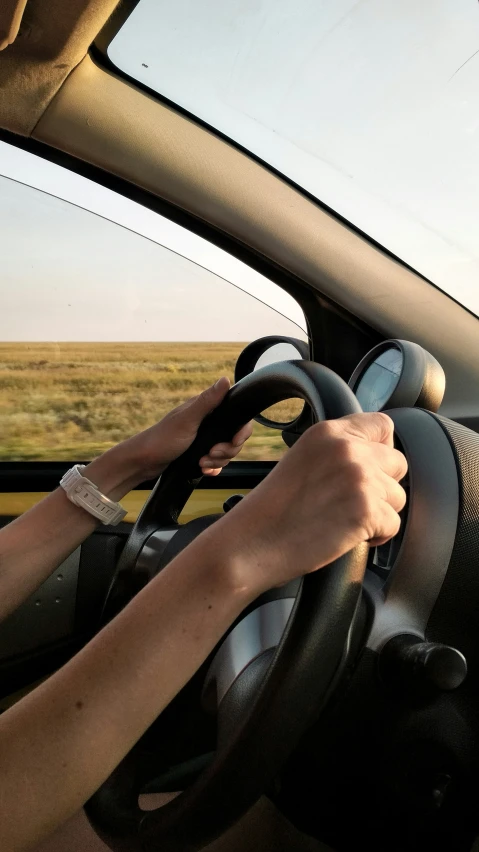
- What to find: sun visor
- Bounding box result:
[0,0,28,51]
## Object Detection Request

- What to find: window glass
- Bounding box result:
[0,162,307,463]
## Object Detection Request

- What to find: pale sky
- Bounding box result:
[110,0,479,317]
[0,146,307,341]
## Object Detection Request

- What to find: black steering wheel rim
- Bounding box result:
[86,361,368,852]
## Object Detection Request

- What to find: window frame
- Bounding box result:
[0,132,319,485]
[0,129,379,491]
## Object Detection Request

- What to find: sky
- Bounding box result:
[110,0,479,318]
[0,146,306,342]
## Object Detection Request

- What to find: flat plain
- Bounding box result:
[0,342,302,461]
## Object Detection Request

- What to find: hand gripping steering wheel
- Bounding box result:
[86,360,367,852]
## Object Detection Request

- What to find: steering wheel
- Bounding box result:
[85,360,368,852]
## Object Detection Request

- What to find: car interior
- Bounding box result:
[1,2,479,851]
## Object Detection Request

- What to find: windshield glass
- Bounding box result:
[109,0,479,317]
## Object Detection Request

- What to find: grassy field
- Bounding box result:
[0,343,303,462]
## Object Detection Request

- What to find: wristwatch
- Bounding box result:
[59,464,127,526]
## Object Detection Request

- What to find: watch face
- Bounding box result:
[355,347,403,412]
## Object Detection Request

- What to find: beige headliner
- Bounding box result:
[0,0,29,52]
[0,0,118,134]
[0,2,478,416]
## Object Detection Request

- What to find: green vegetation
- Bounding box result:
[0,343,302,461]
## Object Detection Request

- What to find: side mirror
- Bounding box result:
[235,336,310,432]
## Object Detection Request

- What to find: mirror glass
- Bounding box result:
[254,342,303,371]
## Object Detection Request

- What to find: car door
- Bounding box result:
[0,147,309,711]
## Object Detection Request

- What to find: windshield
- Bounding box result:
[109,0,479,317]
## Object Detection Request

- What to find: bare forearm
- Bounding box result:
[0,444,148,620]
[0,378,249,621]
[0,411,408,851]
[0,526,250,851]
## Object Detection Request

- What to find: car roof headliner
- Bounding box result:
[0,0,118,136]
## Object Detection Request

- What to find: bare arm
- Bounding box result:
[0,379,251,621]
[0,529,250,850]
[0,447,143,621]
[0,412,407,851]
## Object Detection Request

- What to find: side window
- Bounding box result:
[0,162,307,464]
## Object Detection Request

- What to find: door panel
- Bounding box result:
[0,547,80,660]
[0,463,271,701]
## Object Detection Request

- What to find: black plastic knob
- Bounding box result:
[223,494,245,513]
[380,634,467,692]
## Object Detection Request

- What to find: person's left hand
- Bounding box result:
[126,377,253,480]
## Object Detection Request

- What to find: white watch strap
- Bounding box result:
[60,465,127,526]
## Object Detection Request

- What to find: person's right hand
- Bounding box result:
[210,412,407,597]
